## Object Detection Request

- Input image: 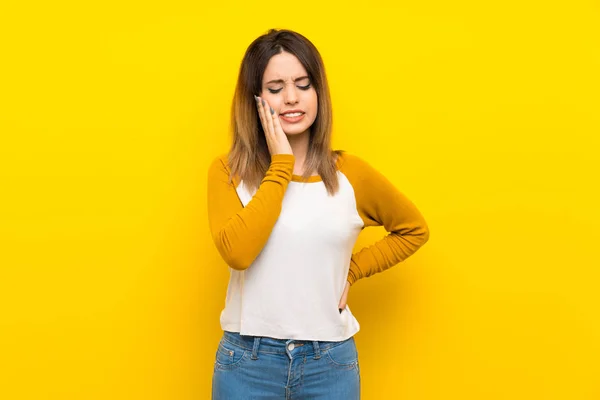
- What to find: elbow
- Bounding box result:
[212,229,258,271]
[222,251,253,271]
[408,217,430,249]
[420,220,430,245]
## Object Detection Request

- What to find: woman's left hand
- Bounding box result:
[338,281,351,311]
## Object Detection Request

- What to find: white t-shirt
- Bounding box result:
[207,152,430,341]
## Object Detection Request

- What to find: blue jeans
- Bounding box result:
[211,330,361,399]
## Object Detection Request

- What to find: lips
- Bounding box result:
[280,112,305,123]
[281,109,304,115]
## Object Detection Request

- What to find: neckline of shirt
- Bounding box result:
[290,153,343,183]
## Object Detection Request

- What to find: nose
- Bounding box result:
[283,84,299,105]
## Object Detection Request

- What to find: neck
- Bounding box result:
[287,129,311,175]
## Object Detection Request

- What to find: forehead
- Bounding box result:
[263,52,308,81]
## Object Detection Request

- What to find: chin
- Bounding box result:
[282,124,310,136]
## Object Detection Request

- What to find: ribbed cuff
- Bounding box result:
[264,154,295,182]
[270,153,295,164]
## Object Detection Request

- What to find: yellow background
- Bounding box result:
[1,1,599,399]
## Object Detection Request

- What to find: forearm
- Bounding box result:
[347,219,429,285]
[208,154,295,270]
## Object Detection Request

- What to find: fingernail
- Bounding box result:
[339,308,343,313]
[270,107,274,115]
[261,99,265,106]
[254,95,258,102]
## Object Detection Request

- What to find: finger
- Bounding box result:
[338,283,349,310]
[255,96,268,134]
[256,96,277,154]
[271,105,284,135]
[262,98,276,139]
[258,97,276,148]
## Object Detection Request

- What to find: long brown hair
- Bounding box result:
[228,28,341,196]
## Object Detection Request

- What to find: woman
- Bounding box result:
[207,28,430,399]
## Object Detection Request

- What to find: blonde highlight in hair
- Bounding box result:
[228,28,341,196]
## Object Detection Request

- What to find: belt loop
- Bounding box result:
[312,341,321,360]
[251,337,261,360]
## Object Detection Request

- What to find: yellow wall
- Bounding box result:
[1,1,599,399]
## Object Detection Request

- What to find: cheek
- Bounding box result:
[307,92,318,112]
[260,92,281,108]
[308,96,318,119]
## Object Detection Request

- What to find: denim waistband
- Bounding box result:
[221,330,352,356]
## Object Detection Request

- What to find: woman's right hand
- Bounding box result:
[255,95,293,156]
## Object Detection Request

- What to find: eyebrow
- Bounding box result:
[266,75,310,85]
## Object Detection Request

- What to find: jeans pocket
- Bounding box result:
[324,337,358,370]
[214,340,249,370]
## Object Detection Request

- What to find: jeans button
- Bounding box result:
[287,343,295,351]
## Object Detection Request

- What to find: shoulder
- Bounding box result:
[207,153,240,186]
[335,150,378,174]
[209,153,230,170]
[335,150,395,195]
[208,153,234,177]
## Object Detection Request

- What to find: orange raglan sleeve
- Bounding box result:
[340,153,430,286]
[207,153,295,271]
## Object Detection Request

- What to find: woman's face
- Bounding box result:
[259,51,318,137]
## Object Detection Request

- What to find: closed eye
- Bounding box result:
[268,84,312,94]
